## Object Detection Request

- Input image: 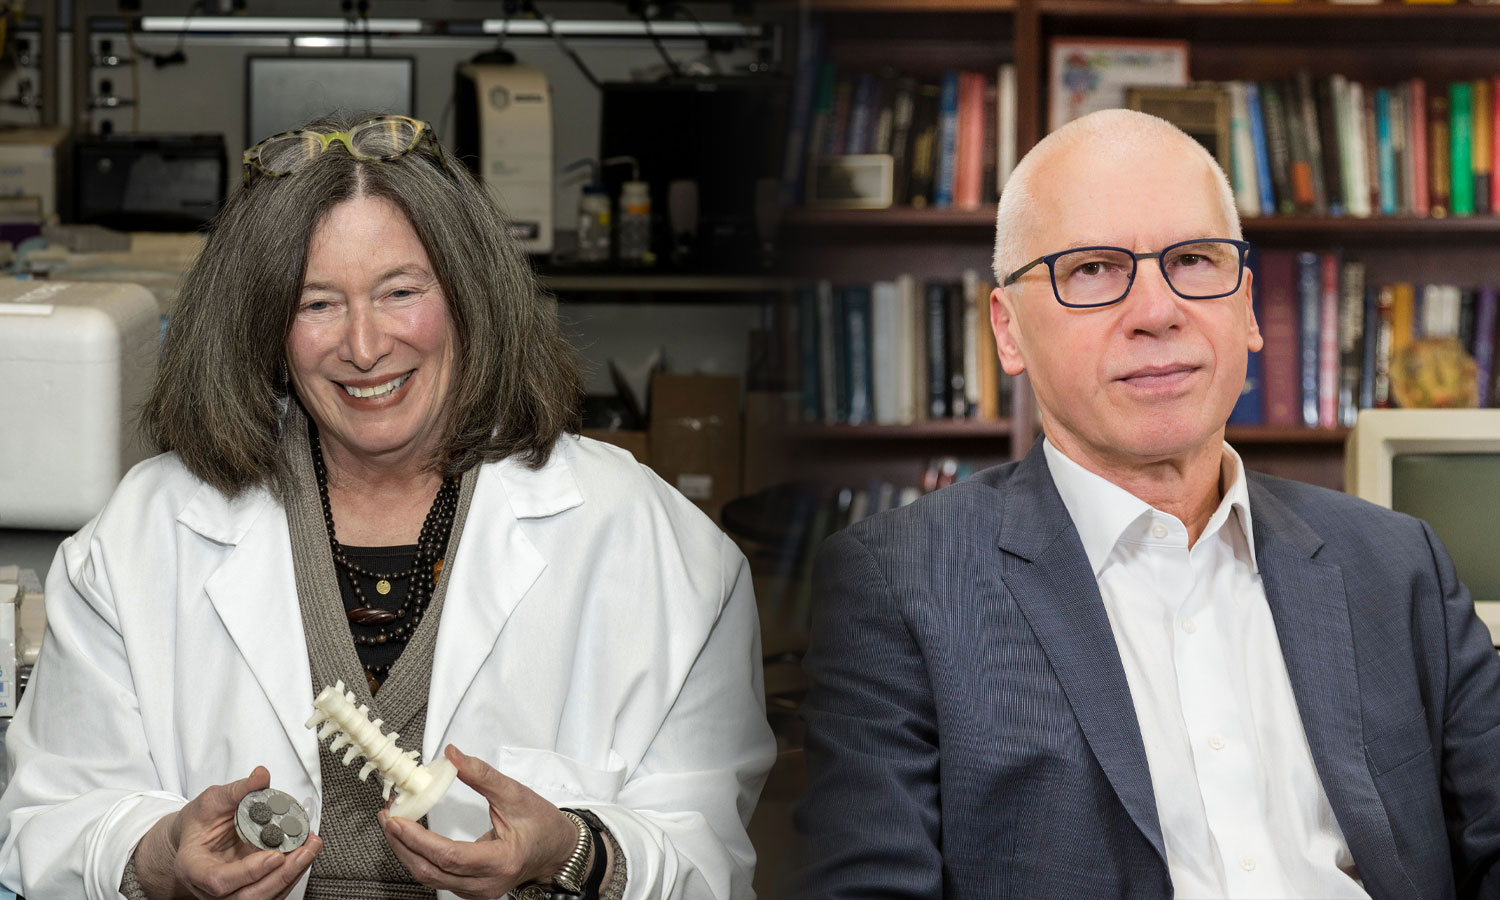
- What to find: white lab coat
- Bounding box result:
[0,435,775,900]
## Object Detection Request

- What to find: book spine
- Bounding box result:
[1474,77,1493,215]
[1258,250,1301,426]
[1260,81,1296,214]
[1315,74,1344,216]
[945,281,969,418]
[1298,69,1330,214]
[846,72,878,156]
[1375,87,1398,216]
[872,67,898,155]
[981,76,998,205]
[781,22,823,208]
[1410,78,1429,217]
[889,77,917,206]
[903,274,925,422]
[1430,92,1451,217]
[908,82,941,208]
[1390,85,1409,215]
[871,281,901,425]
[1363,85,1381,216]
[1476,286,1498,407]
[1228,82,1261,217]
[1373,285,1394,408]
[1391,282,1416,354]
[816,281,839,424]
[1360,282,1377,411]
[1298,251,1321,427]
[1283,78,1317,211]
[925,281,948,418]
[805,61,838,187]
[954,71,986,210]
[843,286,874,425]
[1493,75,1500,216]
[1451,80,1474,216]
[1317,253,1340,427]
[934,70,961,209]
[828,75,854,155]
[962,269,982,414]
[831,286,850,422]
[1245,82,1277,216]
[997,64,1018,194]
[797,285,821,423]
[1338,260,1365,427]
[1341,78,1372,218]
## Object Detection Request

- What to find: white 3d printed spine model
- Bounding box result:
[305,680,458,821]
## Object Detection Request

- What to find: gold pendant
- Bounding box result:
[376,579,392,595]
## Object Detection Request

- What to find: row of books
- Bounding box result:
[796,272,1014,427]
[1236,250,1500,428]
[1226,74,1500,219]
[781,25,1018,210]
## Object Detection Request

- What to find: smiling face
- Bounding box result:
[992,137,1262,473]
[286,194,457,477]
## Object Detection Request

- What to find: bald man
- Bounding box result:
[794,110,1500,900]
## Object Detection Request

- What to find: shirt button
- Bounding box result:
[1151,523,1169,539]
[1208,734,1225,750]
[1239,855,1256,872]
[1181,618,1197,634]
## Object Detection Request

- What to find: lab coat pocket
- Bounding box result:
[495,746,629,805]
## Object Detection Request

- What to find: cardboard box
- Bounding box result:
[648,374,742,521]
[0,127,68,221]
[580,428,649,466]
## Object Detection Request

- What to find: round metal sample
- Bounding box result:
[236,788,309,853]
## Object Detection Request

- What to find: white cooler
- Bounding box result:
[0,280,160,529]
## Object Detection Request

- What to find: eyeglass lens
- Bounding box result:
[1053,241,1243,307]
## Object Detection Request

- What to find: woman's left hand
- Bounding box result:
[379,744,583,900]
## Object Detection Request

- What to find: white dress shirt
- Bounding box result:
[1043,439,1369,900]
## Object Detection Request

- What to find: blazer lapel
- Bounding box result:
[188,482,321,790]
[996,443,1167,869]
[422,444,585,761]
[1248,479,1419,900]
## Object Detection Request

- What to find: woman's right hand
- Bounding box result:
[131,767,323,900]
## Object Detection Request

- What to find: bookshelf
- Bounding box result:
[783,0,1500,494]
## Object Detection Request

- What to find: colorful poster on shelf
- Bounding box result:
[1048,38,1190,132]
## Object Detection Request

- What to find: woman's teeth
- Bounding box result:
[343,372,410,399]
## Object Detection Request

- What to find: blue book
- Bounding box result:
[1297,252,1321,427]
[1245,83,1276,217]
[1375,87,1397,216]
[797,285,820,423]
[1229,249,1265,424]
[780,22,823,208]
[934,70,960,209]
[846,72,879,155]
[842,286,874,425]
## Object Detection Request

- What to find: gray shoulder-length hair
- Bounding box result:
[142,111,583,499]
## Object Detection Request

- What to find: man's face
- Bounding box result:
[992,141,1262,471]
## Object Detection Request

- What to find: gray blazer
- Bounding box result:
[796,440,1500,899]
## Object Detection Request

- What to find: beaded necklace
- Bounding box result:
[310,426,459,692]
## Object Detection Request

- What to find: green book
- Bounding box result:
[1451,80,1475,217]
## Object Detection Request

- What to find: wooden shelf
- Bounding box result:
[782,420,1012,440]
[539,272,799,296]
[802,0,1013,10]
[1226,425,1350,444]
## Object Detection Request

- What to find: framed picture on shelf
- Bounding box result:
[1125,85,1231,174]
[806,154,895,209]
[1048,38,1190,132]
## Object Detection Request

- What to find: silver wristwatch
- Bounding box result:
[511,810,593,900]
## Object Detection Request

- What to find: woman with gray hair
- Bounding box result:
[0,113,775,900]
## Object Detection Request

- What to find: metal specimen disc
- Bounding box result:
[236,788,310,853]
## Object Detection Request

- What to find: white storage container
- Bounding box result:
[0,280,160,529]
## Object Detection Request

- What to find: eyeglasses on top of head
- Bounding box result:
[1002,238,1253,309]
[241,115,456,184]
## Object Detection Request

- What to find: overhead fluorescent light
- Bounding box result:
[480,19,762,38]
[139,17,424,34]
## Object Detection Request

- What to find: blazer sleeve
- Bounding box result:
[795,529,942,899]
[0,525,187,900]
[582,534,776,900]
[1425,520,1500,899]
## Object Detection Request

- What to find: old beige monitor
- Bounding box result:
[1345,408,1500,644]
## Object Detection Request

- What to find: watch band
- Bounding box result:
[511,810,599,900]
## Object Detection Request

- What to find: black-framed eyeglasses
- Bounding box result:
[1002,238,1253,309]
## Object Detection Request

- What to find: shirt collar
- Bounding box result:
[1042,438,1258,576]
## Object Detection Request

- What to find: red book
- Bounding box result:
[953,71,986,210]
[1257,250,1301,427]
[1411,78,1429,217]
[1318,253,1340,427]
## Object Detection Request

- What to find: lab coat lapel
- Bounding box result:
[187,481,321,791]
[996,444,1168,871]
[1248,480,1420,900]
[423,444,585,761]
